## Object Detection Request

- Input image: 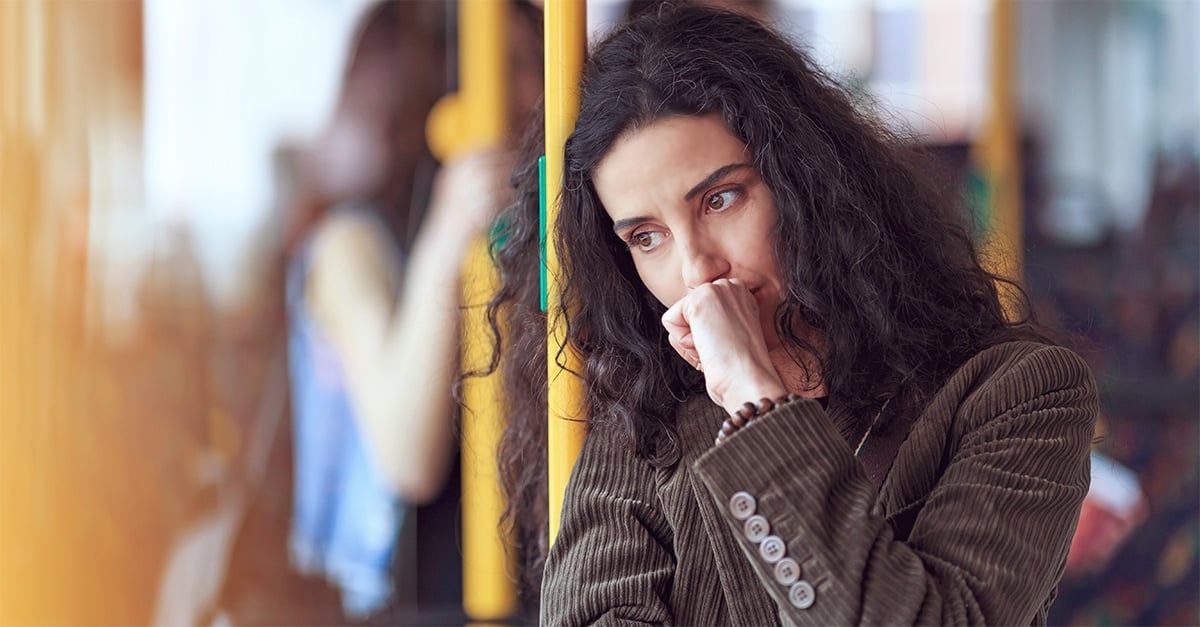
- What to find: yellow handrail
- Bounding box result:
[543,0,588,546]
[974,0,1022,314]
[426,0,515,621]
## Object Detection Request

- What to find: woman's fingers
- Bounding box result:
[662,299,700,368]
[662,278,786,409]
[666,333,701,370]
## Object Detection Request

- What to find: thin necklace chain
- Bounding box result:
[854,398,893,458]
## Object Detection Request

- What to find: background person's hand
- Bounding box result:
[425,148,513,254]
[661,278,787,414]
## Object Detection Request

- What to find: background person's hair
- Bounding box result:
[485,2,1049,607]
[281,0,447,256]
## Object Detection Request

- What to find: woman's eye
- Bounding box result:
[629,231,665,252]
[707,189,738,212]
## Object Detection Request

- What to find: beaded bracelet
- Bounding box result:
[715,393,802,445]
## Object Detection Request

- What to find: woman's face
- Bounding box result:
[592,114,786,351]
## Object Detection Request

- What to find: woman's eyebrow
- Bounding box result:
[683,163,753,201]
[612,216,651,235]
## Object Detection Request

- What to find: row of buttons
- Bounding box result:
[729,491,817,610]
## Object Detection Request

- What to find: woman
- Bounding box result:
[490,5,1097,624]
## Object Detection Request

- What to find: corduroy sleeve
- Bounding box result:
[541,426,676,626]
[692,343,1097,626]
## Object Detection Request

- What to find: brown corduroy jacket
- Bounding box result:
[542,341,1097,626]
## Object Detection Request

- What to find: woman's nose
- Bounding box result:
[680,239,731,290]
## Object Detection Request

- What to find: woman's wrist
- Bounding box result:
[715,393,803,445]
[718,368,788,416]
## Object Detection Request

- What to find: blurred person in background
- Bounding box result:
[270,0,544,620]
[278,1,453,617]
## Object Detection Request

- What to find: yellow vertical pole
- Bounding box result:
[460,0,508,149]
[459,0,514,614]
[427,0,508,158]
[975,0,1022,311]
[544,0,588,545]
[460,239,514,623]
[427,0,516,621]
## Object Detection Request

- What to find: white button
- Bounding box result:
[774,557,801,585]
[758,535,786,563]
[743,515,770,543]
[788,580,816,609]
[729,492,757,520]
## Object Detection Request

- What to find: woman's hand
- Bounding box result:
[661,278,788,414]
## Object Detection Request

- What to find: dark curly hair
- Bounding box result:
[485,3,1048,611]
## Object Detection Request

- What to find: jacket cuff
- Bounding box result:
[691,398,872,619]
